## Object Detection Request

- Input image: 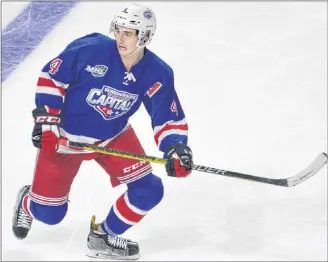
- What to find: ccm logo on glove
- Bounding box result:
[35,116,60,124]
[32,106,61,154]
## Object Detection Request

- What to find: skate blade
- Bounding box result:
[85,246,140,260]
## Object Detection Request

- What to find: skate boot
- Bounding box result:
[86,215,140,260]
[12,185,33,239]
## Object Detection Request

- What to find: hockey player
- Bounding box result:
[12,3,193,260]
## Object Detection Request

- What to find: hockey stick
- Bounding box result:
[64,140,327,187]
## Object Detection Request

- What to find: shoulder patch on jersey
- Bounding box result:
[147,82,162,98]
[85,64,108,77]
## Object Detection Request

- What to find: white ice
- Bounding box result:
[2,2,327,261]
[1,2,29,29]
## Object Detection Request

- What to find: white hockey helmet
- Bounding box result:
[110,3,156,47]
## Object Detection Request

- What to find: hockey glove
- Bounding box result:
[165,143,193,178]
[32,106,61,153]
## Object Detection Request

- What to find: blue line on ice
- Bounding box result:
[1,1,78,82]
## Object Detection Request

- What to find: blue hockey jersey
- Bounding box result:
[35,33,188,154]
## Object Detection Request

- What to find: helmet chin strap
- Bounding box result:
[121,44,144,58]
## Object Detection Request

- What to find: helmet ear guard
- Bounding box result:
[137,30,151,47]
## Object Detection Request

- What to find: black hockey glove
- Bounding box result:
[32,106,61,153]
[165,143,193,178]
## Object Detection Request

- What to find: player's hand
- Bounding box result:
[165,143,193,178]
[32,106,61,154]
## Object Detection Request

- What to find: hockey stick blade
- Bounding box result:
[285,152,327,187]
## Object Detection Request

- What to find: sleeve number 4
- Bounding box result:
[49,58,63,75]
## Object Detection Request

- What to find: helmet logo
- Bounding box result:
[143,10,153,19]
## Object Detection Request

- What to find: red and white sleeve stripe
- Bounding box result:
[36,72,69,97]
[153,118,188,147]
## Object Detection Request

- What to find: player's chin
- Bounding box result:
[118,49,129,56]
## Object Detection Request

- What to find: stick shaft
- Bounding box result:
[66,140,327,187]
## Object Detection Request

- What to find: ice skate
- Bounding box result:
[12,185,33,239]
[86,215,140,260]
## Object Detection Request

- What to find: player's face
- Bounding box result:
[114,25,138,56]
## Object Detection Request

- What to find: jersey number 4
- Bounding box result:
[49,58,63,75]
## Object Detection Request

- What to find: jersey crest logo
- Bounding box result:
[86,86,138,120]
[85,65,108,77]
[147,82,162,98]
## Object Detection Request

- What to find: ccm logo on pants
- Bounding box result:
[123,161,147,173]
